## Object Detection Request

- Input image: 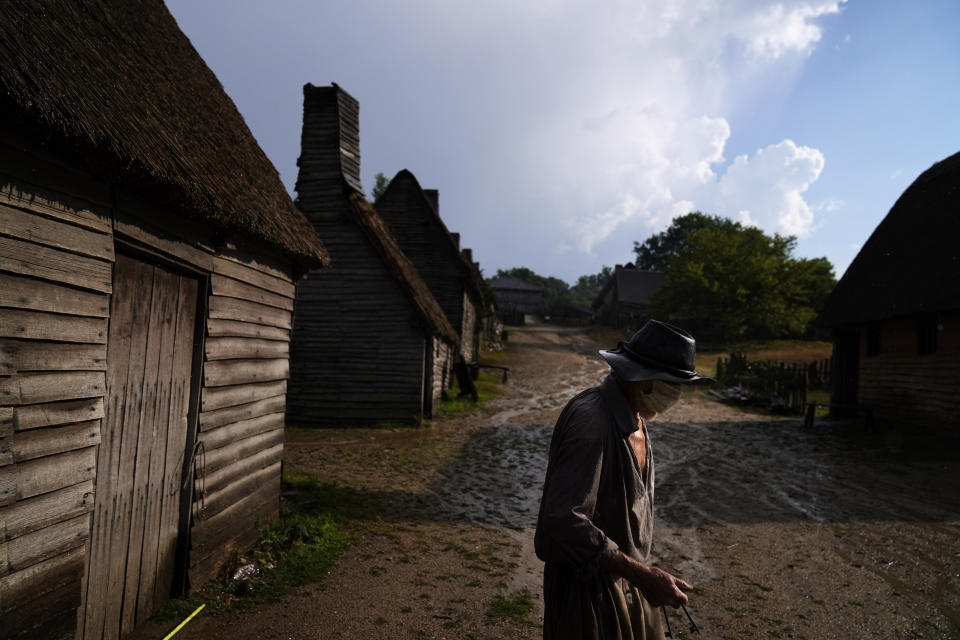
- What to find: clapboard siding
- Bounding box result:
[212,255,296,299]
[0,371,105,406]
[194,442,282,496]
[0,163,118,637]
[0,235,112,294]
[0,341,107,374]
[0,545,85,638]
[209,295,292,329]
[428,336,453,417]
[289,224,426,425]
[188,478,279,585]
[375,171,482,363]
[857,312,960,425]
[1,513,89,577]
[210,274,294,310]
[13,398,105,431]
[288,84,456,427]
[0,153,302,637]
[0,480,95,541]
[0,272,110,318]
[0,203,114,262]
[0,308,107,344]
[203,358,290,388]
[10,420,101,462]
[461,291,478,363]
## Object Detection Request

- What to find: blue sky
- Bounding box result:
[166,0,960,285]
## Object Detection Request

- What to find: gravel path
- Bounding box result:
[152,323,959,639]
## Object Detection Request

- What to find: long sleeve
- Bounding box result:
[535,398,620,576]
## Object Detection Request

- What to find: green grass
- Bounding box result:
[151,470,353,621]
[486,589,535,624]
[436,371,505,418]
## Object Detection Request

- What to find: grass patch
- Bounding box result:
[583,325,831,379]
[486,589,535,624]
[152,470,354,620]
[436,371,505,418]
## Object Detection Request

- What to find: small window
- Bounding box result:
[917,314,938,355]
[866,325,880,357]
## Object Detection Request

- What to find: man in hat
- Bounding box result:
[535,319,713,639]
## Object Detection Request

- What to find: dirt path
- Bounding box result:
[160,323,959,639]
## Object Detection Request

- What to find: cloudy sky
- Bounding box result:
[167,0,959,284]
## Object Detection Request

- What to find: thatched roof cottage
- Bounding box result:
[0,2,328,637]
[288,84,458,426]
[818,151,960,430]
[375,171,485,362]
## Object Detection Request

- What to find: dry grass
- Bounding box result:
[585,325,831,379]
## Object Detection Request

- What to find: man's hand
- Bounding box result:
[600,551,693,608]
[631,564,692,608]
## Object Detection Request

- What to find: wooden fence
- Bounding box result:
[715,353,832,413]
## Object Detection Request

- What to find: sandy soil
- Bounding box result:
[155,323,959,640]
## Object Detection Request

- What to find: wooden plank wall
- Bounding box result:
[288,222,427,426]
[375,179,470,347]
[461,292,478,363]
[426,337,453,418]
[0,154,113,639]
[0,139,299,636]
[188,252,294,586]
[858,312,960,425]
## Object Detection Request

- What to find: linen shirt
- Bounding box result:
[535,374,656,576]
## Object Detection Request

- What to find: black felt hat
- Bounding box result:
[599,319,715,385]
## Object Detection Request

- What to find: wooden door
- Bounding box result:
[81,254,199,639]
[831,328,860,415]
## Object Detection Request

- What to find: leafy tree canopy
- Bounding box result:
[569,265,613,307]
[370,172,390,202]
[645,215,836,340]
[633,212,741,270]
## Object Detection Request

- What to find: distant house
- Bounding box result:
[592,264,666,328]
[488,276,544,324]
[375,171,484,362]
[288,84,458,426]
[817,151,960,430]
[0,2,328,638]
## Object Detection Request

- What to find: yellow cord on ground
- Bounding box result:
[162,603,206,640]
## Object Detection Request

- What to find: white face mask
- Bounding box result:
[643,380,682,413]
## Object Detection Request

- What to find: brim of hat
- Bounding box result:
[599,349,715,386]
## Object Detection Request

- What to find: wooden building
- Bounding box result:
[817,151,960,430]
[488,276,543,325]
[592,264,665,328]
[288,84,458,427]
[0,2,328,638]
[375,171,484,361]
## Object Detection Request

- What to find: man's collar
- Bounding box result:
[600,373,640,435]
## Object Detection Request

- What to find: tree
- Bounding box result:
[494,267,571,313]
[646,220,836,341]
[633,212,741,270]
[569,265,613,307]
[370,172,390,202]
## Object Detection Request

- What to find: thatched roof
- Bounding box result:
[375,169,484,302]
[489,277,543,293]
[344,192,458,344]
[0,0,327,267]
[818,151,960,326]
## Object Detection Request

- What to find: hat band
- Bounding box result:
[619,342,697,378]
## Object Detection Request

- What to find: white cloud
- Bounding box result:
[526,1,844,254]
[744,1,846,59]
[176,0,849,279]
[710,140,825,237]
